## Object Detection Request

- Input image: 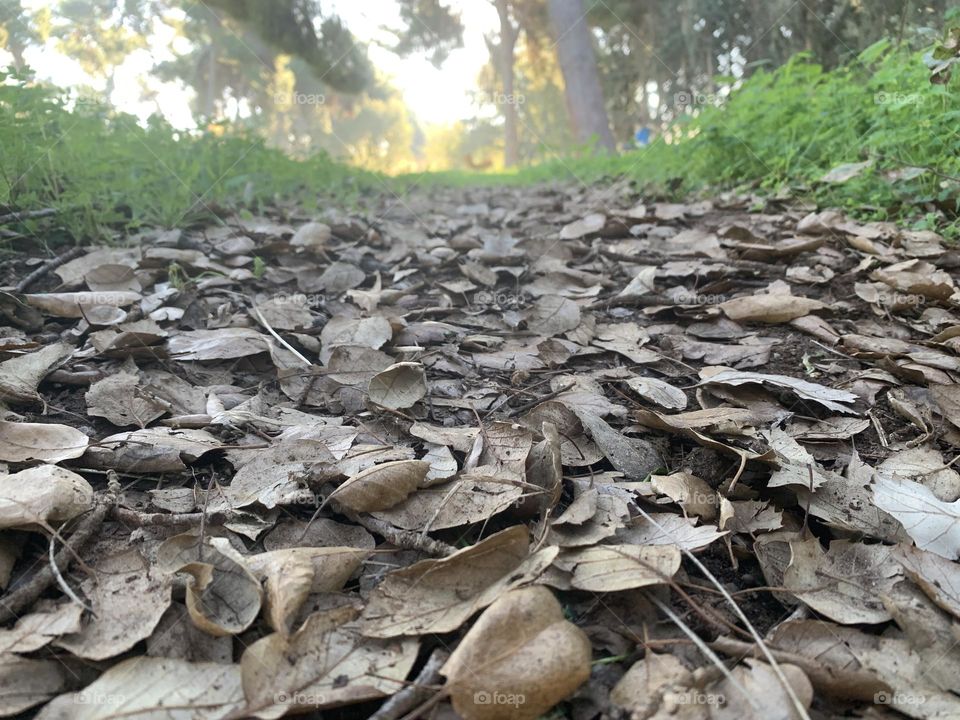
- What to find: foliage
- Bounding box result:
[0,70,377,242]
[420,42,960,236]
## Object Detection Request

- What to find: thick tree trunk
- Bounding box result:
[546,0,616,153]
[494,0,520,167]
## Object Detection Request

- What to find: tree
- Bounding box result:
[546,0,615,152]
[488,0,520,166]
[203,0,372,93]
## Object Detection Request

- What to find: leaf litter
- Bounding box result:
[0,186,958,718]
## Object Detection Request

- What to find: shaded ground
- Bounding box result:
[0,181,959,719]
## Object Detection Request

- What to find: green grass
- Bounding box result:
[3,38,960,245]
[406,40,960,237]
[0,68,380,244]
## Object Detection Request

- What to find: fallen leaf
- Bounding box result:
[0,421,88,463]
[0,465,92,529]
[361,525,557,637]
[55,549,172,660]
[241,605,418,719]
[367,362,427,409]
[873,475,960,559]
[85,371,167,428]
[558,544,680,591]
[36,657,244,719]
[0,343,72,405]
[156,535,262,636]
[442,586,591,720]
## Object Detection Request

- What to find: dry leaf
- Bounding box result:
[367,362,427,409]
[719,294,826,323]
[0,655,69,717]
[442,586,591,720]
[246,547,369,634]
[558,544,681,591]
[873,476,960,559]
[241,605,418,719]
[361,525,557,637]
[0,465,92,529]
[157,535,262,636]
[36,657,244,720]
[0,343,72,405]
[0,421,88,463]
[85,371,167,428]
[55,549,172,660]
[329,459,429,512]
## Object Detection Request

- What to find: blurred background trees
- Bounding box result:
[0,0,952,173]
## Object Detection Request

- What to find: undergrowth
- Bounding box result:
[405,40,960,237]
[0,69,378,244]
[2,37,960,245]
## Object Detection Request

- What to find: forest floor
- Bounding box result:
[1,180,959,720]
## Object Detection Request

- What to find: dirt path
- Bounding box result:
[1,183,959,718]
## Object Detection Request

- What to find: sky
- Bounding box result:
[1,0,499,128]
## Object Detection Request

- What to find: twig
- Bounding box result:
[0,207,58,225]
[347,512,456,557]
[111,507,235,527]
[48,529,92,615]
[646,594,758,710]
[251,301,313,367]
[634,506,813,720]
[504,382,575,418]
[369,648,449,720]
[15,246,85,292]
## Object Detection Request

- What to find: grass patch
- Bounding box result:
[2,38,959,244]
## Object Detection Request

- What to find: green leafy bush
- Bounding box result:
[420,41,958,235]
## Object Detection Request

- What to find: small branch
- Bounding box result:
[15,246,86,293]
[369,648,449,720]
[347,512,456,557]
[504,382,575,418]
[111,506,235,528]
[0,207,58,225]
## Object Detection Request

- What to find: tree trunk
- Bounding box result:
[546,0,616,153]
[494,0,520,167]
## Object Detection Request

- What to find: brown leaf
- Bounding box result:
[442,586,591,720]
[361,525,557,637]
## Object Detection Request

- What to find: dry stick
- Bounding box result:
[369,648,449,720]
[503,381,575,418]
[48,531,92,614]
[646,594,757,710]
[112,507,235,527]
[634,506,812,720]
[348,512,456,557]
[15,245,85,292]
[251,302,313,367]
